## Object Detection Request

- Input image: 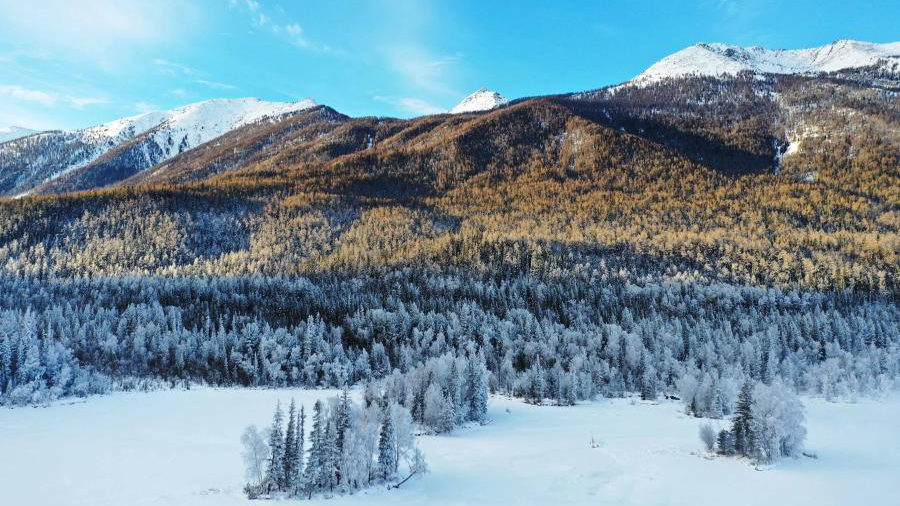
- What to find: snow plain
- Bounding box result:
[2,388,898,506]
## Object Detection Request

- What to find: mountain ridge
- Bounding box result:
[0,97,317,197]
[630,39,900,85]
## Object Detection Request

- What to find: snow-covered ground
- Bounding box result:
[2,388,898,506]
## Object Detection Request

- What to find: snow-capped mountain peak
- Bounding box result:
[0,126,38,144]
[630,39,900,85]
[450,89,509,114]
[0,97,319,197]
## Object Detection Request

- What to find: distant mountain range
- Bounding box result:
[0,126,37,144]
[0,39,897,199]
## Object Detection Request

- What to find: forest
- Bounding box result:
[0,72,896,487]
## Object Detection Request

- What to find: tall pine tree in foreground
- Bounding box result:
[264,402,285,490]
[732,381,754,457]
[283,399,298,491]
[377,405,397,481]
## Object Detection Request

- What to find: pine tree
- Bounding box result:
[336,388,351,455]
[303,400,324,497]
[297,405,305,478]
[717,429,734,455]
[283,399,297,492]
[377,406,397,481]
[265,402,285,491]
[732,381,755,457]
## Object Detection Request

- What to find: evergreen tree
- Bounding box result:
[303,400,325,497]
[264,402,285,490]
[732,381,755,457]
[283,399,298,490]
[297,405,305,478]
[377,406,397,481]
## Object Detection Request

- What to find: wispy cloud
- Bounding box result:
[0,0,196,64]
[134,101,158,113]
[67,96,109,109]
[152,59,238,91]
[195,79,237,90]
[229,0,333,52]
[386,47,463,97]
[374,95,444,116]
[0,85,58,106]
[706,0,777,45]
[0,85,109,111]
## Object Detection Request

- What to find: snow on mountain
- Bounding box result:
[450,89,509,113]
[0,97,317,196]
[0,126,38,144]
[631,39,900,85]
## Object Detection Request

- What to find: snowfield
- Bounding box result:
[2,389,898,506]
[450,89,509,114]
[631,39,900,85]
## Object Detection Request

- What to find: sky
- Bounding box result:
[0,0,897,130]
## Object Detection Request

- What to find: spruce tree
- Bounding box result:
[264,402,285,490]
[377,406,397,481]
[283,399,297,492]
[297,405,305,477]
[303,400,324,497]
[732,381,755,457]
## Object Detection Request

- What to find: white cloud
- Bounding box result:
[134,102,159,113]
[67,96,109,109]
[374,95,444,116]
[0,85,57,106]
[195,79,237,90]
[386,46,463,98]
[0,0,196,63]
[229,0,331,52]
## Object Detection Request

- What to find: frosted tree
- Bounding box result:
[240,425,269,488]
[283,399,298,490]
[303,400,325,497]
[751,381,806,463]
[732,381,755,457]
[264,402,285,490]
[698,422,716,452]
[377,406,398,481]
[423,382,447,432]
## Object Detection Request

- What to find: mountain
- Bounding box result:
[630,39,900,85]
[0,126,38,144]
[450,89,509,113]
[0,40,895,295]
[0,97,317,197]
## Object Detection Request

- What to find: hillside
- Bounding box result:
[0,98,317,197]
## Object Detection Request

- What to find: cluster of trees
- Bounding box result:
[1,271,896,409]
[241,391,427,500]
[374,350,489,433]
[699,380,807,464]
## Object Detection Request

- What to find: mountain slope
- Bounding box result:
[631,39,900,85]
[450,89,509,113]
[0,98,317,197]
[0,126,38,144]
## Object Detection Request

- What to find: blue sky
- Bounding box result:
[1,0,897,130]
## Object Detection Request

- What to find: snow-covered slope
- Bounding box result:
[0,97,317,196]
[450,89,509,113]
[631,39,900,85]
[0,126,38,144]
